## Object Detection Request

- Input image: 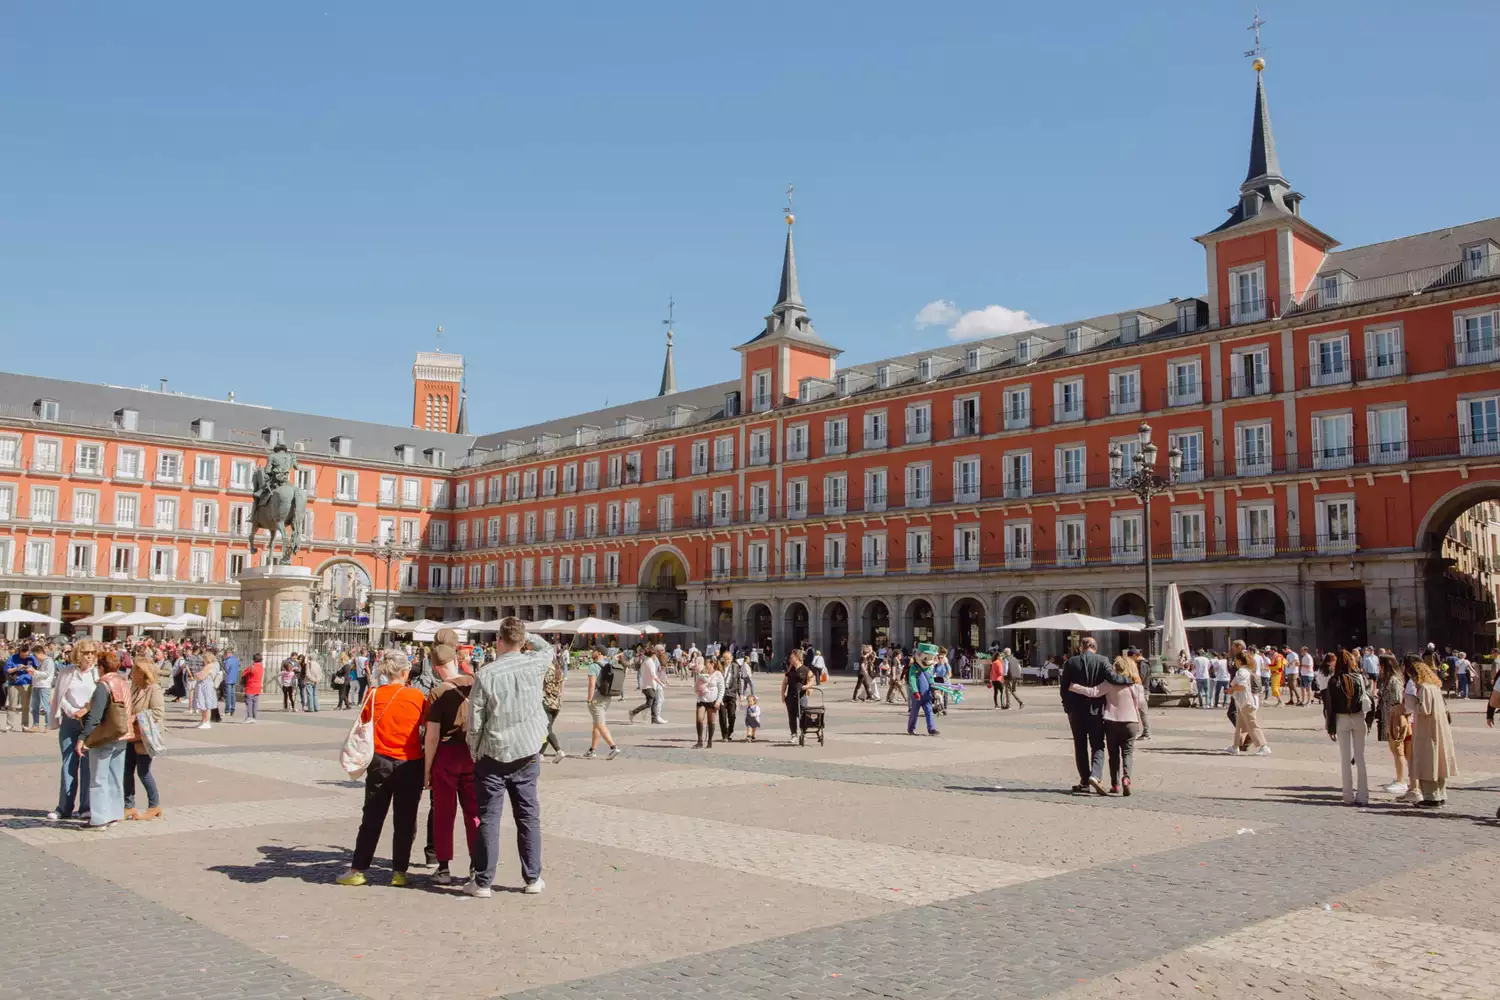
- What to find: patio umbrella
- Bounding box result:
[109,610,177,628]
[0,608,61,625]
[625,620,697,634]
[384,618,413,632]
[171,612,210,627]
[459,619,504,631]
[1107,614,1161,630]
[1180,612,1287,630]
[524,618,566,631]
[550,617,641,636]
[73,610,125,627]
[1160,583,1191,668]
[998,612,1143,632]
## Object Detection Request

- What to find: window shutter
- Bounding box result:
[1454,313,1465,349]
[1109,517,1120,553]
[1366,409,1379,462]
[1309,416,1322,462]
[1363,329,1374,367]
[1053,447,1063,486]
[952,458,961,496]
[1396,408,1408,460]
[1343,416,1355,460]
[1229,352,1242,381]
[1458,400,1472,450]
[904,466,916,502]
[1052,380,1063,414]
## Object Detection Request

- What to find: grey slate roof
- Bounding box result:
[0,371,471,466]
[1318,216,1500,279]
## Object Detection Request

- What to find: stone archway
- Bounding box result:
[313,556,372,624]
[1110,593,1145,657]
[905,598,936,646]
[821,600,851,670]
[745,602,772,652]
[1002,595,1038,666]
[784,601,811,651]
[1235,588,1289,647]
[638,545,688,623]
[1415,483,1500,655]
[1180,589,1214,652]
[863,600,891,647]
[950,597,986,654]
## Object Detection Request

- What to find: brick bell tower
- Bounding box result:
[412,350,465,433]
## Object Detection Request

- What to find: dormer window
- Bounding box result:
[1176,300,1203,333]
[396,444,415,465]
[34,399,59,422]
[191,417,213,440]
[263,427,285,447]
[918,358,932,382]
[1016,340,1031,364]
[876,366,890,389]
[1241,191,1262,218]
[115,408,139,431]
[424,448,445,468]
[1065,328,1082,354]
[1463,241,1498,279]
[837,374,851,397]
[1318,273,1345,306]
[1119,315,1141,342]
[965,348,981,372]
[331,435,352,457]
[798,379,812,403]
[723,391,741,416]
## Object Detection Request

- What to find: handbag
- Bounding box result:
[339,687,394,778]
[84,689,129,749]
[136,710,167,755]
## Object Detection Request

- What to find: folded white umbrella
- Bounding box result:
[550,617,641,636]
[1160,583,1191,668]
[0,608,61,624]
[1181,612,1287,630]
[998,612,1143,632]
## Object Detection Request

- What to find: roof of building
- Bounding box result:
[1318,216,1500,278]
[0,371,471,466]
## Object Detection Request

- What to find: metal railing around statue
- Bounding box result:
[191,622,388,698]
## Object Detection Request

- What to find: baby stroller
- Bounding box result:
[798,687,826,746]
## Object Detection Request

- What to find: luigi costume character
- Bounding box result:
[907,643,940,737]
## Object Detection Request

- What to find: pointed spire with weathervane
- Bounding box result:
[658,295,678,396]
[738,184,836,351]
[773,184,804,317]
[455,383,469,434]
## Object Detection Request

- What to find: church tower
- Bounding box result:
[412,351,465,433]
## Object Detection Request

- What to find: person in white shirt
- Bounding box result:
[1298,648,1315,706]
[811,650,827,682]
[1226,655,1270,755]
[628,649,668,724]
[1455,652,1471,699]
[1212,654,1231,707]
[1191,651,1212,709]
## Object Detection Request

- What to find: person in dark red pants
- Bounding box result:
[423,644,478,886]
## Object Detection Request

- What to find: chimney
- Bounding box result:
[159,377,169,393]
[227,391,235,402]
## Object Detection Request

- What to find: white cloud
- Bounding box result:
[914,299,962,328]
[946,305,1046,342]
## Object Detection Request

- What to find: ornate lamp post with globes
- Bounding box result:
[371,533,408,643]
[1108,422,1182,661]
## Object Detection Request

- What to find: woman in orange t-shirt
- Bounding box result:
[338,652,427,887]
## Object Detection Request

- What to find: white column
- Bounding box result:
[4,591,19,640]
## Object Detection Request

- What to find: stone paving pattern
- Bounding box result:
[1,676,1496,999]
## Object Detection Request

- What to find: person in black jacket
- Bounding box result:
[1060,637,1130,795]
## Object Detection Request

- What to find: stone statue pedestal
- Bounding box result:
[237,565,314,665]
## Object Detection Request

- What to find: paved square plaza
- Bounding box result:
[2,677,1497,1000]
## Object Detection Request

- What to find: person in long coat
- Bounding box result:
[1406,662,1458,807]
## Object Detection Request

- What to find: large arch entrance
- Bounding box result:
[784,601,811,651]
[1003,596,1037,666]
[638,547,688,623]
[1110,593,1144,656]
[1180,589,1214,652]
[863,600,891,648]
[1417,484,1500,658]
[745,603,772,653]
[1236,589,1288,648]
[905,598,936,646]
[314,558,372,624]
[821,601,850,670]
[951,598,986,654]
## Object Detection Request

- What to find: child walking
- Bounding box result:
[745,695,762,742]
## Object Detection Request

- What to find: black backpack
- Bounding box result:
[595,660,617,699]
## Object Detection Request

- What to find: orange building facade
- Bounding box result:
[3,67,1498,661]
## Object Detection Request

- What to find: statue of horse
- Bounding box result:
[248,482,307,566]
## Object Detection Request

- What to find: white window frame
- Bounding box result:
[749,429,772,466]
[1171,506,1207,562]
[1055,445,1086,494]
[751,370,773,412]
[904,462,931,508]
[1167,429,1206,484]
[953,394,981,438]
[905,401,932,444]
[824,534,846,578]
[1053,377,1084,423]
[1228,262,1266,323]
[1166,357,1202,407]
[1310,410,1356,471]
[823,473,847,516]
[1364,323,1405,379]
[861,531,887,575]
[905,527,931,573]
[1056,516,1086,567]
[1309,332,1352,388]
[1003,386,1031,430]
[824,416,848,455]
[1458,393,1500,457]
[954,524,980,571]
[1109,367,1142,415]
[954,456,980,503]
[747,540,769,580]
[1229,345,1272,397]
[1453,307,1500,367]
[785,423,809,461]
[863,468,888,513]
[1238,502,1276,559]
[1004,520,1032,570]
[1110,511,1143,565]
[1002,449,1032,499]
[1234,420,1273,477]
[1315,494,1357,554]
[863,409,888,450]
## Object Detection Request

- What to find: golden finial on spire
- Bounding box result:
[784,182,795,226]
[1245,8,1266,72]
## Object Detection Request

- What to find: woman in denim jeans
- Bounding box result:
[47,640,101,822]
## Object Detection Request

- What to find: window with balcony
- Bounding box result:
[691,441,708,475]
[1454,308,1500,366]
[906,528,931,573]
[749,429,772,466]
[1311,412,1355,470]
[1168,430,1205,483]
[523,470,539,498]
[863,469,887,512]
[606,456,622,488]
[656,446,675,480]
[150,547,176,580]
[904,463,931,507]
[788,478,808,518]
[430,480,448,508]
[712,488,733,526]
[656,497,672,532]
[74,443,103,476]
[584,505,599,538]
[542,467,557,495]
[1003,387,1030,430]
[401,478,420,506]
[749,483,770,522]
[1167,359,1202,406]
[1057,517,1086,566]
[1462,241,1498,280]
[823,473,846,515]
[955,525,980,570]
[1363,405,1407,464]
[336,471,358,501]
[1229,263,1266,323]
[1317,496,1357,553]
[1110,512,1142,564]
[1055,446,1085,493]
[0,437,17,470]
[455,482,470,508]
[32,439,60,473]
[1235,422,1273,476]
[1004,521,1032,569]
[335,512,357,543]
[748,541,769,580]
[863,410,888,449]
[25,540,53,576]
[785,539,807,578]
[1460,395,1500,456]
[563,507,577,540]
[824,417,847,455]
[0,485,12,521]
[1109,368,1141,414]
[194,500,216,533]
[711,544,731,580]
[1053,378,1084,422]
[954,458,980,502]
[905,403,932,443]
[692,491,709,526]
[35,399,59,422]
[953,396,980,437]
[379,476,397,504]
[1172,507,1207,561]
[559,556,573,586]
[713,436,734,472]
[751,370,772,412]
[999,450,1032,499]
[153,496,176,529]
[1309,334,1351,387]
[786,423,809,460]
[562,464,578,493]
[582,461,600,490]
[114,494,138,527]
[1364,324,1404,378]
[824,535,846,577]
[1238,503,1275,558]
[861,532,887,575]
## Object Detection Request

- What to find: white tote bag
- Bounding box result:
[339,688,387,778]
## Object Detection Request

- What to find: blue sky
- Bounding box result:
[4,2,1497,435]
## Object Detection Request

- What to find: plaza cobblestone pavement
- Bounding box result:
[1,676,1496,999]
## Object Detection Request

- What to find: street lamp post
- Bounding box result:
[1108,422,1183,660]
[370,534,407,644]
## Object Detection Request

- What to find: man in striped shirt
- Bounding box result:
[465,617,552,898]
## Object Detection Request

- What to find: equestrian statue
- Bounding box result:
[248,443,308,565]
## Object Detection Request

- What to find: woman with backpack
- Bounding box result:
[1323,649,1373,806]
[79,650,134,829]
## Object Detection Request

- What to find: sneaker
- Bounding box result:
[927,730,940,737]
[432,867,452,885]
[607,746,621,760]
[390,872,410,888]
[242,718,254,724]
[1386,782,1409,796]
[583,748,597,759]
[463,880,493,898]
[1109,785,1120,795]
[195,723,212,730]
[523,878,546,895]
[1088,777,1108,796]
[692,742,704,749]
[46,811,61,822]
[335,870,367,887]
[554,749,567,762]
[1222,747,1240,755]
[1253,746,1272,756]
[78,812,90,823]
[1399,788,1423,804]
[1122,778,1132,797]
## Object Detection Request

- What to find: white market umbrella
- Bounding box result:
[171,612,210,627]
[385,618,413,632]
[74,610,125,627]
[625,620,698,634]
[551,617,641,636]
[448,618,489,630]
[1181,612,1287,630]
[1160,583,1191,669]
[0,608,61,625]
[998,612,1143,633]
[107,610,176,628]
[1108,615,1161,630]
[524,618,566,632]
[460,619,504,632]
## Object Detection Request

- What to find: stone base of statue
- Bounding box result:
[237,565,314,665]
